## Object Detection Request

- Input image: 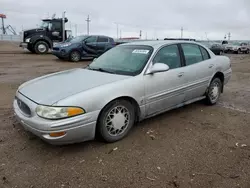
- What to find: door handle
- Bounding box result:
[178,72,184,77]
[209,64,214,68]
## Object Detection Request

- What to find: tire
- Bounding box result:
[246,50,250,54]
[236,49,241,54]
[205,78,222,105]
[69,51,81,62]
[34,41,49,54]
[97,99,135,143]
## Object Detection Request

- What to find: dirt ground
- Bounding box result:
[0,41,250,188]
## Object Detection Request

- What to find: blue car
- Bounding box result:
[52,35,116,62]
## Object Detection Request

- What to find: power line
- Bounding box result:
[86,15,91,35]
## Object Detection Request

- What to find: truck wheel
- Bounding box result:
[34,41,49,54]
[69,51,81,62]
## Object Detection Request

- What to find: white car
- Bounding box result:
[13,40,232,145]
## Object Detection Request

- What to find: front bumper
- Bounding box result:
[19,42,28,48]
[13,92,99,145]
[52,48,70,59]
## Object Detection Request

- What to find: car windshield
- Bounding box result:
[40,21,50,28]
[230,41,240,46]
[87,45,154,76]
[67,36,88,43]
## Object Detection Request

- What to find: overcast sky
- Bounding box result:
[2,0,250,40]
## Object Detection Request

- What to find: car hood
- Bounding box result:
[226,44,238,48]
[19,68,130,105]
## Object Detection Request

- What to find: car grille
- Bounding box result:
[16,97,31,116]
[53,47,60,51]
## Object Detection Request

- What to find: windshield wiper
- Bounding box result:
[87,66,116,74]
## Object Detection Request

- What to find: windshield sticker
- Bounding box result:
[132,49,149,54]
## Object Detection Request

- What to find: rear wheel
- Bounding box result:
[69,51,81,62]
[97,100,135,143]
[34,41,49,54]
[205,78,222,105]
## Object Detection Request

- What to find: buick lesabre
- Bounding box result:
[13,40,232,145]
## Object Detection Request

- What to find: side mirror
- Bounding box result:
[149,63,169,74]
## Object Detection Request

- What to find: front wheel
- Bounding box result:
[69,51,81,62]
[97,100,135,143]
[34,41,49,54]
[205,78,222,105]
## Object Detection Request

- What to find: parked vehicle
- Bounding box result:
[20,17,71,54]
[210,43,225,55]
[52,35,116,62]
[223,41,249,54]
[13,40,232,145]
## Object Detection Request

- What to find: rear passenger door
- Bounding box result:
[180,43,214,101]
[96,36,109,54]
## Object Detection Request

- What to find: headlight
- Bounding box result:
[36,105,85,119]
[61,43,71,47]
[25,38,30,43]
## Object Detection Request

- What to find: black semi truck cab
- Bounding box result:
[20,17,71,54]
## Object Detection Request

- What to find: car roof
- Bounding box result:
[120,40,200,48]
[76,35,112,38]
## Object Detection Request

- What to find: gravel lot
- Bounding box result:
[0,41,250,188]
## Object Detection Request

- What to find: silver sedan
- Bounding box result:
[13,40,232,145]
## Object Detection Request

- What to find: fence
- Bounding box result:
[0,35,21,42]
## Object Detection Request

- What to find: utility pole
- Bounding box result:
[114,23,119,39]
[181,27,183,38]
[86,15,91,35]
[62,11,66,42]
[139,30,142,39]
[228,32,231,41]
[120,29,122,39]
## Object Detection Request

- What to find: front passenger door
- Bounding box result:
[144,44,187,116]
[82,36,98,56]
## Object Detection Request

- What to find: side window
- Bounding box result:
[181,44,203,66]
[97,37,108,43]
[85,36,97,43]
[52,22,61,30]
[199,46,210,60]
[153,45,181,69]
